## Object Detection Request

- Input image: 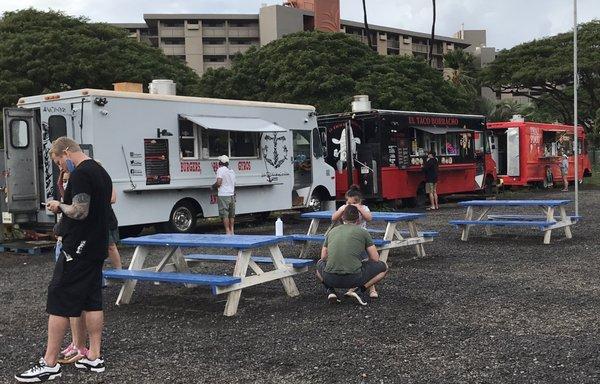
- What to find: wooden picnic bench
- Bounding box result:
[104,233,313,316]
[293,211,437,262]
[449,199,578,244]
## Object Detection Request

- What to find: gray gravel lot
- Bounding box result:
[1,188,599,383]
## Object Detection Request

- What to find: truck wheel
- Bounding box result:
[404,185,427,208]
[165,201,198,233]
[307,192,324,211]
[118,225,144,239]
[484,176,497,195]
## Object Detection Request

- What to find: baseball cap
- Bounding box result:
[218,155,229,163]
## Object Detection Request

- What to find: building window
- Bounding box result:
[203,55,226,62]
[161,20,184,28]
[179,119,198,159]
[201,129,260,159]
[203,20,225,28]
[161,37,185,45]
[202,38,226,45]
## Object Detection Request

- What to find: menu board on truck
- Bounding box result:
[144,138,170,185]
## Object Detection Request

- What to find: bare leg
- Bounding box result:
[429,193,435,208]
[222,218,231,235]
[107,243,122,269]
[434,192,439,209]
[563,176,568,191]
[363,271,387,289]
[83,310,103,360]
[70,317,87,350]
[44,315,70,366]
[229,217,235,235]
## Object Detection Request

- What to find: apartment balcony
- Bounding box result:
[387,40,400,49]
[203,45,228,55]
[202,27,226,37]
[227,27,260,38]
[161,45,186,55]
[228,44,255,55]
[412,43,443,55]
[159,27,185,38]
[204,62,230,70]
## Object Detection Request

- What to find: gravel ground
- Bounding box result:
[1,188,599,384]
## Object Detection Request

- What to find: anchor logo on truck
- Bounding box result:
[263,133,288,169]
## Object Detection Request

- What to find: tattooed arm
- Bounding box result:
[59,193,91,220]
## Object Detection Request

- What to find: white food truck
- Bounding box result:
[2,82,335,236]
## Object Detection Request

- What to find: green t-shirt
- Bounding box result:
[323,224,374,274]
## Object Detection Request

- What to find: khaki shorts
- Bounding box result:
[425,182,437,194]
[218,195,236,218]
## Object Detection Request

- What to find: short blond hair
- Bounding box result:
[50,137,81,156]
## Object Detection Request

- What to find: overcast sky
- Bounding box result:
[1,0,598,49]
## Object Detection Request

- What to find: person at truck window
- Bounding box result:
[423,150,439,210]
[559,150,569,192]
[317,205,387,306]
[212,155,236,235]
[16,137,112,382]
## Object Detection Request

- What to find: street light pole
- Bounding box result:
[573,0,579,216]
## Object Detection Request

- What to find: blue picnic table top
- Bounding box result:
[120,233,289,249]
[457,199,571,207]
[300,211,425,221]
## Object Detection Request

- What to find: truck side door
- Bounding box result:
[2,108,40,213]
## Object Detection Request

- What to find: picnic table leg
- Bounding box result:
[543,206,555,244]
[379,222,397,263]
[269,245,300,297]
[558,206,573,239]
[477,207,492,236]
[223,250,252,317]
[407,221,426,258]
[171,247,197,288]
[116,245,149,305]
[299,218,320,258]
[461,206,474,241]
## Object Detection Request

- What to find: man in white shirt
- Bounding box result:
[212,155,236,234]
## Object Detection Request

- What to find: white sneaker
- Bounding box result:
[15,358,61,382]
[75,356,105,373]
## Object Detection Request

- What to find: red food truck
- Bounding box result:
[487,119,592,188]
[317,104,498,206]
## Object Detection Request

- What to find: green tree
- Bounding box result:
[199,31,477,114]
[0,9,202,113]
[480,20,600,133]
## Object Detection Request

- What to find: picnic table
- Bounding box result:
[449,199,579,244]
[104,233,312,316]
[292,211,437,262]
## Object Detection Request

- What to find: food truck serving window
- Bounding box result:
[201,130,259,159]
[179,119,198,159]
[413,126,474,160]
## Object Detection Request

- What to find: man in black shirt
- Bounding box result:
[423,150,439,210]
[16,137,112,382]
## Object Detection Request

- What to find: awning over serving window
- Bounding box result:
[181,115,287,133]
[414,126,472,135]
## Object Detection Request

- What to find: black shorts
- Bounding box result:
[47,252,104,317]
[316,259,387,289]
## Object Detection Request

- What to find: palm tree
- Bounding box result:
[428,0,436,67]
[362,0,373,49]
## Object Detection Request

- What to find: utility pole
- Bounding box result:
[573,0,579,216]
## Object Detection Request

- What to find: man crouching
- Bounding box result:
[316,205,387,305]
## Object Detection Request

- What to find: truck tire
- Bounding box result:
[484,176,497,195]
[164,201,198,233]
[404,184,427,208]
[306,191,324,212]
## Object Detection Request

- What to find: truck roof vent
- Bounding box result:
[510,114,525,122]
[351,95,371,113]
[149,79,176,96]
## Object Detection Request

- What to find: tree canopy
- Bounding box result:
[480,20,600,141]
[198,31,476,115]
[0,9,202,112]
